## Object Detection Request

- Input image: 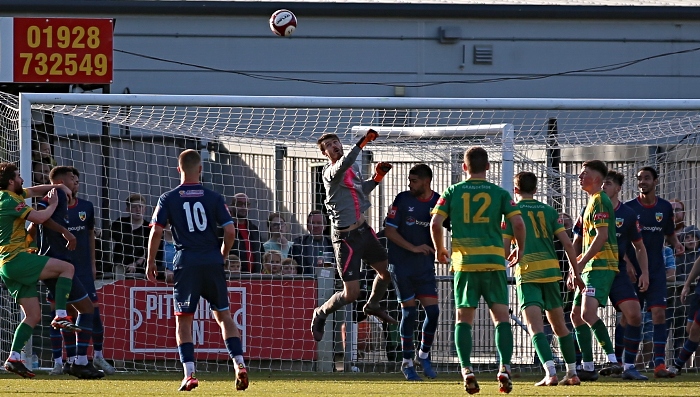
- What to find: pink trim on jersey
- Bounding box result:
[343,168,361,220]
[342,240,354,274]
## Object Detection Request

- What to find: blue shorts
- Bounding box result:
[389,260,438,303]
[636,271,667,310]
[75,273,98,303]
[44,275,89,304]
[174,264,229,314]
[608,269,639,310]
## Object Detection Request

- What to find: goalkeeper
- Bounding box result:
[311,130,397,343]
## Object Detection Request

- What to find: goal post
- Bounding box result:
[9,93,700,375]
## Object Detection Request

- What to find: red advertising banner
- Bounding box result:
[99,279,317,360]
[13,18,113,84]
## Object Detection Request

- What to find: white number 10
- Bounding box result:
[183,201,207,232]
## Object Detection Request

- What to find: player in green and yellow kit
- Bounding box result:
[570,160,620,381]
[503,172,582,387]
[0,162,79,378]
[430,147,525,394]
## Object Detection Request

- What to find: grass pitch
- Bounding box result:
[2,370,700,396]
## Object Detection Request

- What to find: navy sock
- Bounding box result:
[179,342,195,363]
[92,307,104,352]
[225,337,243,358]
[400,305,417,360]
[421,304,439,354]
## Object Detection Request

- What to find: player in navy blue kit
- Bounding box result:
[385,164,440,381]
[624,166,683,378]
[66,167,115,375]
[601,170,649,380]
[147,149,248,392]
[36,166,104,379]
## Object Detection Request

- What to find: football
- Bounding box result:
[269,9,297,37]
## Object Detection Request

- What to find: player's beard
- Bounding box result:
[13,182,22,195]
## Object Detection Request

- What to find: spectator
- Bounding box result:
[230,193,262,273]
[32,139,57,167]
[263,212,292,258]
[290,210,333,275]
[109,193,164,278]
[226,254,242,279]
[281,258,298,276]
[32,161,51,185]
[262,250,282,275]
[670,199,687,238]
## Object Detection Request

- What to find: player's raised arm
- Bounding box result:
[26,183,72,201]
[25,188,58,224]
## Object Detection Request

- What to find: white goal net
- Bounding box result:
[1,93,699,375]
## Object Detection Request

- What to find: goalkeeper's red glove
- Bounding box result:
[357,129,378,149]
[373,162,392,183]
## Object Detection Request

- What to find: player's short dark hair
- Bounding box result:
[605,170,624,186]
[582,160,608,180]
[178,149,201,172]
[409,163,432,180]
[49,165,74,184]
[69,166,80,178]
[126,193,145,205]
[637,166,659,180]
[316,133,340,153]
[514,171,537,194]
[0,162,17,190]
[464,146,489,174]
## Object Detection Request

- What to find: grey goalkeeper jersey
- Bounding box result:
[323,144,378,229]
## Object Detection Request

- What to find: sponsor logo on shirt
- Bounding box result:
[594,212,609,220]
[387,206,397,219]
[179,189,204,197]
[436,197,446,206]
[14,202,26,212]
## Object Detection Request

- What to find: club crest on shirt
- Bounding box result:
[615,217,623,228]
[655,212,663,222]
[79,211,86,221]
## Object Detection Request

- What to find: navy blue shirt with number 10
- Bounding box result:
[150,183,234,269]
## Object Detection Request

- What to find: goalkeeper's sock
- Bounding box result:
[318,292,348,317]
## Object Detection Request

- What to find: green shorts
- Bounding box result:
[454,270,508,309]
[573,269,616,307]
[0,252,49,301]
[518,282,563,312]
